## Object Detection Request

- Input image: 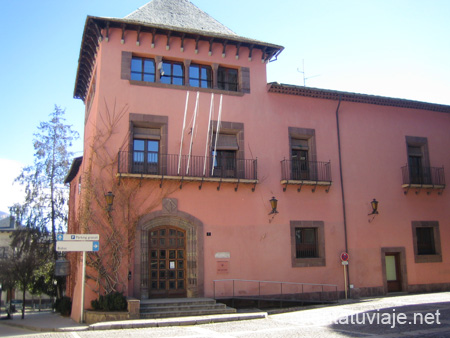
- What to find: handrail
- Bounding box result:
[213,278,338,287]
[213,278,339,302]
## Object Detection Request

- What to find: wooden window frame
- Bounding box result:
[129,114,168,175]
[161,60,184,86]
[290,221,325,267]
[189,63,212,88]
[405,136,431,184]
[217,66,239,92]
[411,221,442,263]
[130,56,156,82]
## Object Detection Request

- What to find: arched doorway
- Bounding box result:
[134,198,204,299]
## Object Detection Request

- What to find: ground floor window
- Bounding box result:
[295,228,318,258]
[412,221,442,263]
[290,221,325,267]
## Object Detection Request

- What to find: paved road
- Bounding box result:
[1,292,449,337]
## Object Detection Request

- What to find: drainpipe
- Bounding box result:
[335,95,351,296]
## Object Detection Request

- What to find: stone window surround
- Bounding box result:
[128,113,168,170]
[411,221,442,263]
[290,220,325,267]
[121,52,249,95]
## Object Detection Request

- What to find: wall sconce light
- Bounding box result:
[368,198,379,222]
[269,196,279,215]
[128,271,132,281]
[105,191,115,211]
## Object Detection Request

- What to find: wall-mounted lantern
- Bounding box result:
[128,271,132,281]
[368,198,379,222]
[105,191,115,211]
[269,196,279,215]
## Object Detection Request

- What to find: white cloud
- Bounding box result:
[0,159,25,214]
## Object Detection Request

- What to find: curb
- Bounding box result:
[88,312,267,331]
[0,312,267,332]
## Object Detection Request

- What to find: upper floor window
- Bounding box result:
[211,133,239,178]
[123,52,250,94]
[189,64,212,88]
[405,136,431,184]
[132,127,161,175]
[161,60,184,85]
[131,57,156,82]
[291,139,310,180]
[218,67,238,91]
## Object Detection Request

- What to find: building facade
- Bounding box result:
[66,0,450,322]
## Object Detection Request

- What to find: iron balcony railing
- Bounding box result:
[118,151,258,180]
[281,159,332,182]
[401,165,445,186]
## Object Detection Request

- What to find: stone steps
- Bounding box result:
[140,298,237,319]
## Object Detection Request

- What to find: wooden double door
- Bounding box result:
[149,226,187,298]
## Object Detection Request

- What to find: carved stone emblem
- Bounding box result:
[162,198,178,214]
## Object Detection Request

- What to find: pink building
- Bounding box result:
[66,0,450,322]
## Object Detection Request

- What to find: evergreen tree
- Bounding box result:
[14,106,79,260]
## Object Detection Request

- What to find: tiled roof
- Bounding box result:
[267,83,450,113]
[125,0,237,37]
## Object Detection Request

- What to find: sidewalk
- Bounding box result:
[0,308,267,332]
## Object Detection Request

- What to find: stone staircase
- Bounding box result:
[140,298,236,319]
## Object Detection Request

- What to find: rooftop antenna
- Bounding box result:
[297,59,320,86]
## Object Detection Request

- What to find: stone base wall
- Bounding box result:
[408,283,450,294]
[349,283,450,300]
[84,298,140,324]
[350,286,385,299]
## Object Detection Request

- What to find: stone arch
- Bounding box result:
[134,198,204,299]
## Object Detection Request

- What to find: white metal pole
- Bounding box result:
[81,251,86,323]
[211,95,223,176]
[178,91,190,175]
[343,264,348,300]
[203,93,214,176]
[186,91,200,175]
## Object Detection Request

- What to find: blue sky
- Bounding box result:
[0,0,449,213]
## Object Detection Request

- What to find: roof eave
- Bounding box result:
[267,83,450,113]
[64,156,83,184]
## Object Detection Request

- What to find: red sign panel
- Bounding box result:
[340,252,349,262]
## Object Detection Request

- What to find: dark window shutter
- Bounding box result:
[121,51,132,80]
[240,67,250,93]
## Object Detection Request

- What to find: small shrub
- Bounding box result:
[91,292,127,312]
[55,296,72,316]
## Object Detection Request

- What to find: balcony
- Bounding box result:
[401,165,445,194]
[118,152,258,191]
[280,160,332,192]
